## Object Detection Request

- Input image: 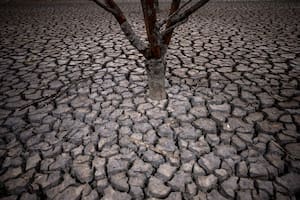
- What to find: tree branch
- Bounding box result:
[162,0,181,46]
[161,17,188,36]
[181,0,209,18]
[141,0,161,58]
[93,0,149,57]
[93,0,117,15]
[169,0,209,28]
[158,0,191,29]
[162,0,209,45]
[104,0,126,23]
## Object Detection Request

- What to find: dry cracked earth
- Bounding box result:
[0,1,300,200]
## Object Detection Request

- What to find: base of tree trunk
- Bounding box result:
[145,58,167,100]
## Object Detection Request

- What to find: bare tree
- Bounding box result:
[93,0,209,100]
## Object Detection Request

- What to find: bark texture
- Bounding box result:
[93,0,210,100]
[145,58,167,100]
[120,21,148,55]
[141,0,161,58]
[154,0,159,12]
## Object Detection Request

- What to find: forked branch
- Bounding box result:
[162,0,181,46]
[162,0,210,45]
[93,0,210,58]
[93,0,149,57]
[169,0,209,28]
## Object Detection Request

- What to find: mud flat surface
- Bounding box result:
[0,1,300,199]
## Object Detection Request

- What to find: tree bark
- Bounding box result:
[154,0,159,12]
[145,58,167,100]
[93,0,210,100]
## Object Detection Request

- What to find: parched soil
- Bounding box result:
[0,1,300,199]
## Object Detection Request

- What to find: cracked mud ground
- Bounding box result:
[0,1,300,199]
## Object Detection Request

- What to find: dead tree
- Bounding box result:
[93,0,209,100]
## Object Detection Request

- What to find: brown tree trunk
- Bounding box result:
[145,58,166,100]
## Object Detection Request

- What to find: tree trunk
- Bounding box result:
[145,58,166,100]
